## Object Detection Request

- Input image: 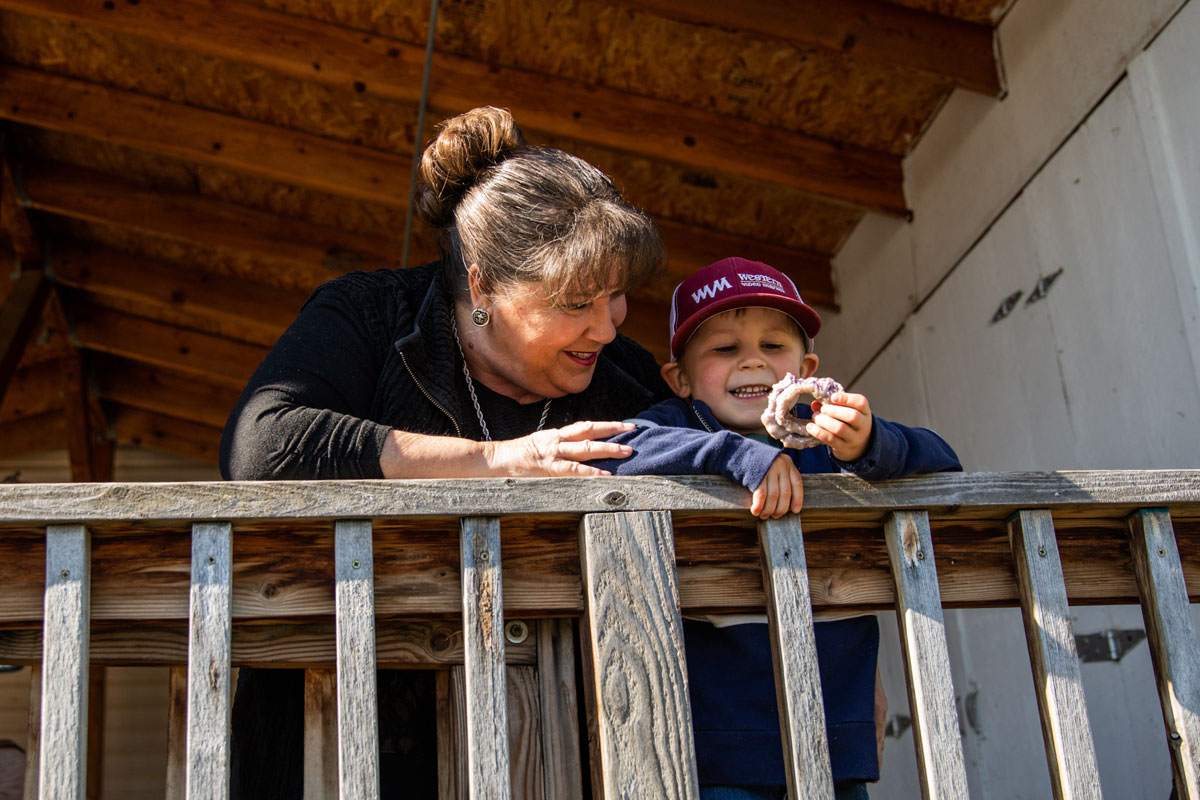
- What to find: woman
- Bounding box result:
[220,106,673,797]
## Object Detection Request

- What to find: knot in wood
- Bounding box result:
[603,490,627,507]
[429,630,452,652]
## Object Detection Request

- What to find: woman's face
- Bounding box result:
[467,277,628,403]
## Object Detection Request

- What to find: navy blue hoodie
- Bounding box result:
[593,396,961,786]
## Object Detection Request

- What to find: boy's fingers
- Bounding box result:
[829,392,870,412]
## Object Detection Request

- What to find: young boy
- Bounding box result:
[595,257,961,800]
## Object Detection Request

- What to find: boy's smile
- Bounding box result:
[664,306,818,435]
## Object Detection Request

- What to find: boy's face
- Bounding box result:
[662,307,819,434]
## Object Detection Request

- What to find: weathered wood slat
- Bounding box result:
[883,511,968,798]
[580,511,699,800]
[186,522,232,800]
[23,664,40,800]
[0,621,538,667]
[1007,510,1102,799]
[165,666,187,800]
[437,666,469,800]
[460,516,512,800]
[1127,509,1200,798]
[304,669,338,800]
[3,471,1200,524]
[38,524,91,800]
[757,516,834,798]
[536,619,583,799]
[334,520,380,800]
[507,665,545,800]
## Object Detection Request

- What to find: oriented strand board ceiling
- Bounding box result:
[0,0,1014,474]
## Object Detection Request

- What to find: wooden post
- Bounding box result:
[1007,509,1101,798]
[883,511,968,799]
[758,516,834,799]
[39,524,91,800]
[303,669,337,800]
[460,516,512,800]
[579,510,699,800]
[535,619,582,799]
[186,522,232,800]
[506,665,544,800]
[23,665,40,800]
[1127,509,1200,799]
[334,520,379,800]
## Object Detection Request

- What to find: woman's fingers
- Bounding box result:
[555,420,636,441]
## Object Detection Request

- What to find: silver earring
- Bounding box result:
[471,308,490,327]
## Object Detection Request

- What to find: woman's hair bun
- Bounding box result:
[415,106,526,228]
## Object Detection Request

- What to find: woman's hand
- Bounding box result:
[485,421,637,477]
[750,453,804,518]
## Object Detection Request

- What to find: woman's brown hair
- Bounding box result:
[414,106,665,305]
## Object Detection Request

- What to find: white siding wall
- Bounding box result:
[831,0,1200,796]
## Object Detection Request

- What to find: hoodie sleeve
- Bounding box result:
[830,416,962,481]
[590,400,783,490]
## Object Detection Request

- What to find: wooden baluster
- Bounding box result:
[24,665,41,800]
[436,667,469,800]
[1127,509,1200,799]
[506,664,544,800]
[303,669,338,800]
[579,510,699,800]
[186,521,232,800]
[39,524,91,800]
[334,519,379,800]
[460,516,512,800]
[883,511,968,799]
[536,619,583,799]
[758,516,834,799]
[165,667,187,800]
[1007,509,1101,799]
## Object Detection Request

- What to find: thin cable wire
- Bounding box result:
[401,0,441,269]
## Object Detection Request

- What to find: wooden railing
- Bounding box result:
[0,470,1198,799]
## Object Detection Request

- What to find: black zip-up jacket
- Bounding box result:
[220,261,672,480]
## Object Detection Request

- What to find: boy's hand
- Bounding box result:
[808,392,873,462]
[750,454,804,518]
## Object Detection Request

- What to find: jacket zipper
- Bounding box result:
[691,403,716,433]
[400,350,463,437]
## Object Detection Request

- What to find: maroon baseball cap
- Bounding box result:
[668,257,822,360]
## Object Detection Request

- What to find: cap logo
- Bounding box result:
[738,272,785,294]
[691,277,733,303]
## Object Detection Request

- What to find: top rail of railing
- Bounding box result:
[1,470,1199,525]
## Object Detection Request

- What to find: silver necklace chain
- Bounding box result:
[451,315,551,442]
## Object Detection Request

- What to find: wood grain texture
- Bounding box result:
[1007,510,1101,799]
[580,511,698,800]
[460,516,512,800]
[625,0,1002,94]
[435,670,461,800]
[0,621,537,668]
[303,669,337,800]
[883,511,968,798]
[506,666,544,800]
[185,522,232,800]
[1127,509,1200,799]
[38,524,90,800]
[3,471,1199,525]
[757,516,834,798]
[165,666,186,800]
[333,520,379,800]
[535,619,582,800]
[23,664,39,800]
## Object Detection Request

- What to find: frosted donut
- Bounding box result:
[761,373,844,449]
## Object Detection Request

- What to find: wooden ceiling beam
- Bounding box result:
[0,357,63,423]
[52,241,306,347]
[0,267,52,399]
[68,301,268,389]
[110,405,222,464]
[0,408,66,458]
[93,355,241,431]
[0,65,410,208]
[22,160,399,277]
[624,0,1002,96]
[0,0,907,214]
[47,290,115,481]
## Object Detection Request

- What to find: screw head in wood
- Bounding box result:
[1038,546,1047,557]
[504,620,529,644]
[479,550,490,562]
[603,490,627,507]
[1159,548,1166,557]
[207,556,216,565]
[352,559,361,569]
[916,551,925,561]
[60,570,69,579]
